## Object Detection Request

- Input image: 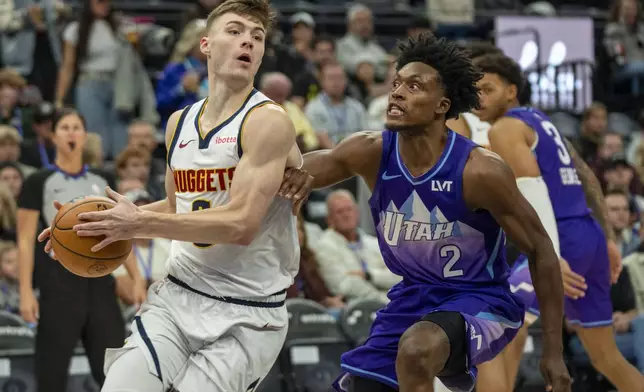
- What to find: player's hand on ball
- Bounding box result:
[73,187,141,252]
[559,258,586,299]
[37,200,64,260]
[540,354,572,392]
[278,167,314,215]
[606,239,622,284]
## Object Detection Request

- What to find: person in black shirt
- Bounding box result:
[16,108,146,392]
[291,35,337,109]
[20,101,56,169]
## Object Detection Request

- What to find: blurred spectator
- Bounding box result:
[177,0,222,32]
[599,154,644,204]
[56,0,129,159]
[604,0,644,95]
[305,63,367,146]
[625,241,644,313]
[0,240,19,314]
[0,161,24,200]
[606,188,641,257]
[367,62,397,130]
[117,178,145,195]
[351,55,378,105]
[627,108,644,164]
[568,267,644,373]
[336,4,390,81]
[0,183,16,241]
[291,35,337,109]
[0,69,34,138]
[315,190,400,303]
[572,102,609,162]
[0,125,36,176]
[83,132,104,168]
[591,131,625,172]
[260,72,319,152]
[127,119,164,197]
[156,19,207,128]
[287,12,315,72]
[407,16,434,38]
[287,215,344,313]
[114,189,170,305]
[115,146,157,199]
[19,101,55,169]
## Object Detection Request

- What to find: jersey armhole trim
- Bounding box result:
[166,106,192,171]
[237,100,276,158]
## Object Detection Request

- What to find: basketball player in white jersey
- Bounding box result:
[38,1,304,391]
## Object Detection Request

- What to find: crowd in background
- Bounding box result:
[1,0,644,389]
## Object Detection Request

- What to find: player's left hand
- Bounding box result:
[607,239,622,284]
[540,353,572,392]
[132,278,147,309]
[278,167,314,215]
[74,187,141,252]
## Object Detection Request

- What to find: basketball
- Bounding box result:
[50,196,132,278]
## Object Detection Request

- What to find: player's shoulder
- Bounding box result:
[243,102,294,138]
[464,147,513,184]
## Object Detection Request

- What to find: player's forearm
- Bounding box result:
[528,236,565,354]
[122,252,144,283]
[138,198,175,214]
[303,150,354,189]
[135,204,253,245]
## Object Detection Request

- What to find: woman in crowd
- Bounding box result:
[0,241,20,314]
[0,161,23,200]
[0,184,16,241]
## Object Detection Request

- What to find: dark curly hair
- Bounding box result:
[474,54,525,100]
[396,32,482,119]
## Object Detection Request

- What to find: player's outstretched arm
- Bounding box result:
[563,138,614,241]
[134,105,296,245]
[463,149,570,391]
[488,117,561,257]
[300,131,382,189]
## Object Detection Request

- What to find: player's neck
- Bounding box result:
[204,78,254,125]
[397,124,449,177]
[54,155,83,174]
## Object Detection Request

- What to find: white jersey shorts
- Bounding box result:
[103,275,288,391]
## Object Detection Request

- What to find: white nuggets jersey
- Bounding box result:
[167,89,300,298]
[462,112,491,148]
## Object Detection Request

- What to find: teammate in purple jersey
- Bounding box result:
[279,33,570,392]
[472,53,644,392]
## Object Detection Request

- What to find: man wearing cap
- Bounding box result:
[20,101,56,169]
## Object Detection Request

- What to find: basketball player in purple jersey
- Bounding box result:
[280,33,571,392]
[472,53,644,392]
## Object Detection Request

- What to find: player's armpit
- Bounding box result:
[136,105,295,245]
[303,131,382,189]
[488,117,541,178]
[463,150,564,353]
[563,138,614,241]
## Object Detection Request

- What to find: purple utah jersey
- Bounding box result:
[504,107,590,220]
[334,130,524,392]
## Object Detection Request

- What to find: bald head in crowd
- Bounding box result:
[326,190,360,241]
[259,72,292,105]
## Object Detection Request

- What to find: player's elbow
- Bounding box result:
[229,214,262,246]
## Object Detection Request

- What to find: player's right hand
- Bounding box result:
[19,290,39,324]
[559,258,586,299]
[37,200,64,260]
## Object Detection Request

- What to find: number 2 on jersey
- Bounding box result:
[441,245,463,278]
[541,121,571,165]
[192,200,212,248]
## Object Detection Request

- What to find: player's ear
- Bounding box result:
[436,97,450,116]
[200,37,210,57]
[507,84,518,102]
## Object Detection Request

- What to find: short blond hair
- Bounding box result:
[206,0,276,32]
[83,133,104,168]
[115,146,151,171]
[0,183,16,231]
[0,125,21,145]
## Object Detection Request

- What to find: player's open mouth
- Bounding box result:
[387,103,404,116]
[237,54,251,64]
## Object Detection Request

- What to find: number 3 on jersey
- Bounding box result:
[541,121,571,165]
[192,200,213,248]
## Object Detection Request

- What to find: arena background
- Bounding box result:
[0,0,643,391]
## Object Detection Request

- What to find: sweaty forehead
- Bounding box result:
[397,62,440,84]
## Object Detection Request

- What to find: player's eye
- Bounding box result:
[229,29,240,35]
[254,35,263,42]
[409,84,419,90]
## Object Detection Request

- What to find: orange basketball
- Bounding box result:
[50,196,132,278]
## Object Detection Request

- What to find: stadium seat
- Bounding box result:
[280,299,351,392]
[339,299,386,346]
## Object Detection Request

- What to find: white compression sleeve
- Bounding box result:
[516,177,561,258]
